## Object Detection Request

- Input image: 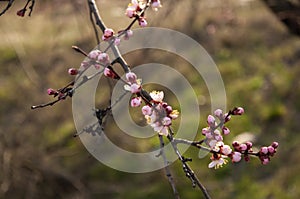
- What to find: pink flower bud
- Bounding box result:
[142,105,152,116]
[126,72,137,83]
[68,68,78,75]
[47,88,57,95]
[268,146,275,154]
[272,141,279,149]
[202,127,210,136]
[102,28,114,41]
[232,141,240,148]
[260,146,268,154]
[114,37,121,46]
[124,30,133,40]
[104,67,117,79]
[165,105,173,114]
[207,115,216,126]
[162,117,172,126]
[233,107,244,115]
[221,145,232,155]
[152,0,162,9]
[88,50,101,59]
[224,113,231,123]
[239,144,247,151]
[245,141,252,148]
[130,83,141,93]
[139,18,148,27]
[261,158,270,165]
[81,61,89,68]
[214,109,223,118]
[125,7,136,18]
[97,53,109,64]
[232,152,242,163]
[222,126,230,135]
[131,97,142,107]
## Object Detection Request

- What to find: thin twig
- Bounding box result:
[0,0,14,16]
[158,135,180,199]
[168,129,212,199]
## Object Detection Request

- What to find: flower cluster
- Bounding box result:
[125,0,162,27]
[232,141,279,165]
[80,49,110,70]
[124,72,142,94]
[142,91,179,136]
[203,108,279,169]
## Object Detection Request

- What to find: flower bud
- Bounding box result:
[222,126,230,135]
[233,107,244,115]
[260,146,268,154]
[68,68,78,75]
[88,49,101,59]
[271,141,279,149]
[231,152,242,163]
[130,97,142,107]
[214,109,223,118]
[142,105,152,116]
[207,115,216,127]
[139,18,148,27]
[47,88,57,95]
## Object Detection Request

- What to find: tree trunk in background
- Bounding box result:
[261,0,300,36]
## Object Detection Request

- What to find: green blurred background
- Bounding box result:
[0,0,300,198]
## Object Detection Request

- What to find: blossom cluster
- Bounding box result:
[122,71,178,136]
[125,0,162,27]
[203,108,279,169]
[141,91,179,136]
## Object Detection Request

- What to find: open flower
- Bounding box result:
[124,72,142,94]
[208,154,228,169]
[150,91,164,102]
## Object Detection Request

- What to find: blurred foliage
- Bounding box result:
[0,0,300,198]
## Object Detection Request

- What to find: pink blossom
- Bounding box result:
[124,30,133,40]
[126,72,137,83]
[114,37,121,46]
[239,143,247,151]
[125,7,136,18]
[260,146,268,154]
[159,126,169,136]
[139,18,148,27]
[130,97,142,107]
[214,109,223,118]
[231,152,242,163]
[272,142,279,148]
[150,91,164,102]
[268,146,275,154]
[202,127,210,136]
[97,52,109,65]
[221,145,232,155]
[68,68,78,75]
[151,0,162,10]
[142,105,152,116]
[129,83,141,93]
[88,49,101,59]
[104,67,117,79]
[262,158,270,165]
[81,61,89,68]
[47,88,57,95]
[169,110,179,119]
[208,155,227,169]
[233,107,244,115]
[102,28,114,41]
[207,115,216,126]
[162,117,172,126]
[222,126,230,135]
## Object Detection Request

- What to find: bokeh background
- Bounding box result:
[0,0,300,198]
